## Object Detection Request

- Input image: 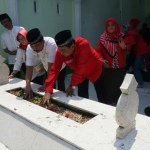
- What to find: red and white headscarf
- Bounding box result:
[100,18,124,57]
[16,29,28,50]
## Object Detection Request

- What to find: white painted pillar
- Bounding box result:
[5,0,19,25]
[74,0,81,37]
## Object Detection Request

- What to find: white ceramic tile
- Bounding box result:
[0,142,10,150]
[0,78,150,150]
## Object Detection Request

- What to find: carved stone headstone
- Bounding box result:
[0,55,9,84]
[115,74,139,139]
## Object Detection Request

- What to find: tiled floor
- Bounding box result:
[0,142,10,150]
[65,74,150,116]
[136,81,150,115]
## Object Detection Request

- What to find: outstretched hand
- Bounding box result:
[102,60,109,68]
[41,92,51,106]
[65,86,75,97]
[38,84,45,92]
[118,37,126,50]
[8,74,14,79]
[23,84,33,99]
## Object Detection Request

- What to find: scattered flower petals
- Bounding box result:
[65,113,70,118]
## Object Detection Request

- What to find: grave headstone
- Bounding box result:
[0,55,9,85]
[116,74,139,139]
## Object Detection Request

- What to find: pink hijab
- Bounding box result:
[16,29,28,50]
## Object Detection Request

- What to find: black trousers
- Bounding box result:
[21,62,44,85]
[103,67,125,104]
[78,78,89,99]
[56,66,67,92]
[93,72,108,104]
[125,49,135,71]
[21,62,26,74]
[77,74,108,103]
[32,74,45,85]
[44,66,67,92]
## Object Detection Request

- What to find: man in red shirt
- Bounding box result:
[41,30,107,105]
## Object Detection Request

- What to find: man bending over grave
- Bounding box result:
[41,30,107,106]
[24,28,66,99]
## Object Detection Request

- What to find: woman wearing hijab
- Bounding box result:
[121,19,150,88]
[96,18,126,106]
[8,29,45,85]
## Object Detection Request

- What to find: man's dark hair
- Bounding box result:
[0,13,12,22]
[7,18,12,22]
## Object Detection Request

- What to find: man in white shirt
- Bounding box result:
[0,13,24,77]
[24,28,66,98]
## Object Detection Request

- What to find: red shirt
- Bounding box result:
[124,29,150,57]
[45,37,102,93]
[96,42,126,68]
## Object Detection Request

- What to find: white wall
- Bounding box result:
[80,0,145,48]
[81,0,121,48]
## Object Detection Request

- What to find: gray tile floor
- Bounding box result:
[65,74,150,116]
[136,82,150,115]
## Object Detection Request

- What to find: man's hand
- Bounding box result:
[8,74,14,79]
[9,50,17,55]
[125,51,130,57]
[41,92,51,106]
[65,86,75,97]
[4,48,11,54]
[102,60,109,68]
[38,84,45,92]
[8,71,18,79]
[23,84,33,99]
[118,38,127,50]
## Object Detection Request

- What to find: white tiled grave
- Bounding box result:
[0,78,150,150]
[0,142,10,150]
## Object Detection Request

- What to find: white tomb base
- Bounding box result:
[0,78,150,150]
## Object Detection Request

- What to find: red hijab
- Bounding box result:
[17,29,28,50]
[130,19,140,29]
[100,18,123,57]
[125,19,140,41]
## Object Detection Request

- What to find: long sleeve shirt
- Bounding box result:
[45,37,102,93]
[96,41,126,69]
[1,26,24,64]
[13,47,45,80]
[124,29,150,57]
[26,37,66,71]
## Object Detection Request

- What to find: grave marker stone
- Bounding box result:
[116,74,139,139]
[0,55,9,85]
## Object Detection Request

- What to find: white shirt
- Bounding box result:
[26,37,66,71]
[1,26,24,64]
[14,47,45,80]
